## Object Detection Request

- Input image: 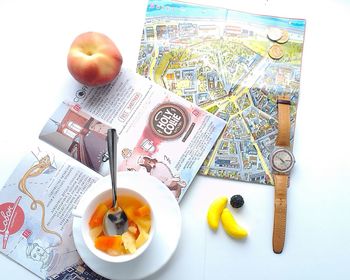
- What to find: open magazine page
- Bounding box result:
[39,103,112,177]
[136,0,306,185]
[40,68,226,202]
[0,146,100,279]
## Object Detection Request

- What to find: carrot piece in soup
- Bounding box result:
[124,205,138,221]
[95,235,123,253]
[135,205,151,217]
[89,203,109,228]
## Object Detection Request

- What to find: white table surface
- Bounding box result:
[0,0,349,279]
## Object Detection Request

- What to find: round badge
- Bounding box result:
[149,103,189,139]
[0,202,24,236]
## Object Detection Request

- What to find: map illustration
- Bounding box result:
[137,0,305,185]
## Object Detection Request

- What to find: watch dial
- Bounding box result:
[272,149,294,172]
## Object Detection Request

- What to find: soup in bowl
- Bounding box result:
[72,175,155,263]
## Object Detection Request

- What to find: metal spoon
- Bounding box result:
[103,128,128,236]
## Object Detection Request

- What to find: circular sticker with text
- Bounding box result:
[149,103,189,139]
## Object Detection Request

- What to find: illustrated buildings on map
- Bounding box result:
[137,1,305,185]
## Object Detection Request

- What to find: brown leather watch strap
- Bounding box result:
[273,174,288,254]
[276,96,291,147]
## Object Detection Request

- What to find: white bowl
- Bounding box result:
[72,174,155,263]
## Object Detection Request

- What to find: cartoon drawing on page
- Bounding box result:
[121,148,186,200]
[22,215,80,275]
[26,239,60,272]
[139,156,186,200]
[18,150,63,248]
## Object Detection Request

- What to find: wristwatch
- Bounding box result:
[270,96,295,254]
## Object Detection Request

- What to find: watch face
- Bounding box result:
[271,148,295,173]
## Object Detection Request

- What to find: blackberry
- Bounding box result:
[230,195,244,208]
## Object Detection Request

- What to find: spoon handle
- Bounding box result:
[107,128,118,209]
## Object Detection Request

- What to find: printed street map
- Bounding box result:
[137,0,305,185]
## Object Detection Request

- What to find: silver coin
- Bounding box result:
[267,27,282,42]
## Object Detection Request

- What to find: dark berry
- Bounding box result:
[230,195,244,208]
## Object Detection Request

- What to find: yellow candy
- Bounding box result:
[207,196,228,230]
[221,208,248,239]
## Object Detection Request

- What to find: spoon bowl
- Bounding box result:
[103,206,129,236]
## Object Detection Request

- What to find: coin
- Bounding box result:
[277,30,289,44]
[267,27,282,41]
[268,44,284,60]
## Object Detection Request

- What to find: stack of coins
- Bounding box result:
[267,27,289,60]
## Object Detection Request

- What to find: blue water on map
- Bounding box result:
[146,0,305,31]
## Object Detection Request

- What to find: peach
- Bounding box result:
[67,31,123,86]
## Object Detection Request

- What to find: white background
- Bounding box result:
[0,0,350,279]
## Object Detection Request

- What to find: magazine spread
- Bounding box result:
[136,0,306,185]
[0,68,225,279]
[39,68,226,201]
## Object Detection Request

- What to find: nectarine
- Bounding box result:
[67,32,123,86]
